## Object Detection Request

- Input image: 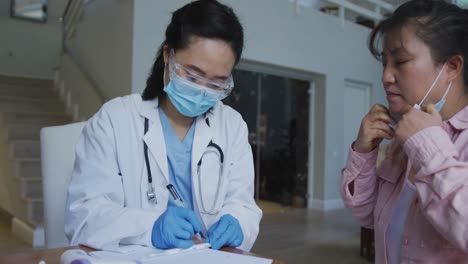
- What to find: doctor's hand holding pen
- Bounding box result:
[152,184,244,250]
[353,104,396,153]
[151,206,203,249]
[150,207,244,250]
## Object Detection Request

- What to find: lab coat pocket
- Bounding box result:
[196,150,225,215]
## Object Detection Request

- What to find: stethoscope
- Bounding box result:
[143,117,225,215]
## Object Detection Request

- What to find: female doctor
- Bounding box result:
[65,0,262,252]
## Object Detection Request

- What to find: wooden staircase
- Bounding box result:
[0,75,71,236]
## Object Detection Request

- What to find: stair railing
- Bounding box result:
[60,0,108,103]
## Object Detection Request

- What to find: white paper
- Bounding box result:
[89,244,272,264]
[89,243,210,260]
[138,248,272,264]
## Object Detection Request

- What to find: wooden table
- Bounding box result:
[0,245,285,263]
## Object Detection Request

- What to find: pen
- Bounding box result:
[166,184,207,239]
[166,184,186,208]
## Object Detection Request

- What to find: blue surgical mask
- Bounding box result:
[389,64,451,129]
[163,77,219,117]
[162,52,227,117]
[413,63,453,112]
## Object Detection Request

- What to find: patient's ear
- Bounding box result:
[445,55,463,83]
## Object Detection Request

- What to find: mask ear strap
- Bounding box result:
[418,63,447,106]
[163,63,168,87]
[441,81,454,100]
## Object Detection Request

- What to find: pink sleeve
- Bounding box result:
[341,144,379,228]
[405,126,468,252]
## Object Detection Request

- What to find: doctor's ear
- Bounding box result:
[445,55,464,82]
[163,45,170,65]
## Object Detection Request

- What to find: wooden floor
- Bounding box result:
[253,208,371,264]
[0,215,30,255]
[0,207,371,263]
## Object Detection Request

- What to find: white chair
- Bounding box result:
[40,121,86,249]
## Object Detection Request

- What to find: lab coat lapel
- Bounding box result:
[139,98,170,184]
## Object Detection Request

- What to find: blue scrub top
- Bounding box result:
[159,108,196,210]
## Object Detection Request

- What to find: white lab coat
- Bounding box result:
[65,94,262,251]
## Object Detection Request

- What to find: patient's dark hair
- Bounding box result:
[368,0,468,87]
[142,0,244,100]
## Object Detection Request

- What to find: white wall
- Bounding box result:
[67,0,134,100]
[132,0,174,93]
[0,0,66,79]
[132,0,386,206]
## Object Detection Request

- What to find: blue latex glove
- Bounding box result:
[151,206,202,249]
[206,214,243,250]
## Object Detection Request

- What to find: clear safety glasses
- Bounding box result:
[168,49,234,100]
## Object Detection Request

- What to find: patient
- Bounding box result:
[341,0,468,263]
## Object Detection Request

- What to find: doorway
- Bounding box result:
[223,69,311,207]
[343,79,371,165]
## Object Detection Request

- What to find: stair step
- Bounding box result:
[0,96,64,112]
[0,76,70,228]
[5,124,42,140]
[21,178,42,200]
[10,140,40,159]
[0,75,53,89]
[16,159,41,179]
[0,84,57,98]
[0,112,71,126]
[26,198,43,225]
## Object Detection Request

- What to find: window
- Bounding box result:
[11,0,48,23]
[453,0,468,8]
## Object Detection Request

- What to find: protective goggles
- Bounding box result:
[168,49,234,100]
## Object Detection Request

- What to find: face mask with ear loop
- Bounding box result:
[161,50,232,118]
[391,63,453,124]
[162,65,222,117]
[413,63,453,112]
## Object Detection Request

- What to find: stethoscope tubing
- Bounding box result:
[143,117,224,214]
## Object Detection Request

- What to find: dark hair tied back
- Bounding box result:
[369,0,468,87]
[142,0,244,100]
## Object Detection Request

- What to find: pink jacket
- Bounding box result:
[341,106,468,264]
